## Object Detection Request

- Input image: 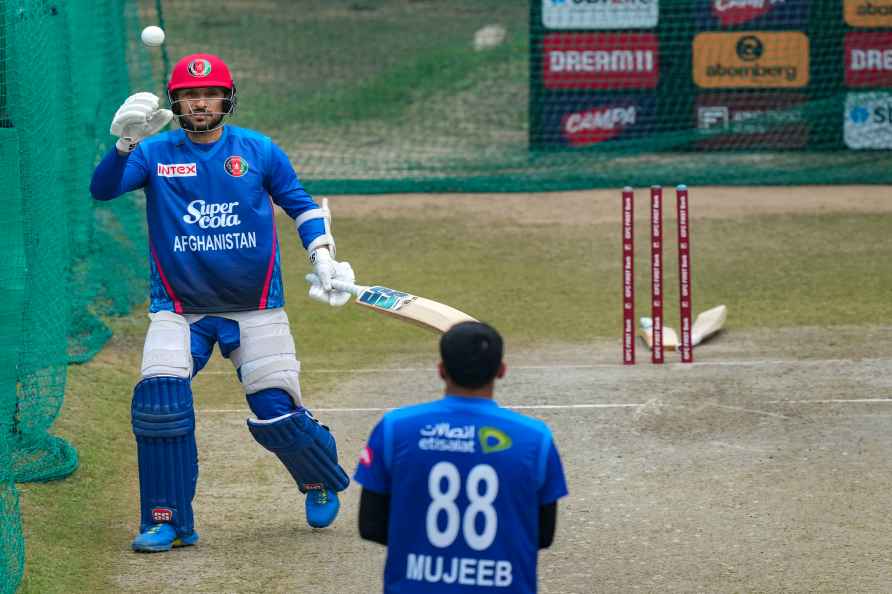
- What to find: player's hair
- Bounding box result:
[440,321,503,389]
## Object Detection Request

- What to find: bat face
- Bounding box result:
[692,305,727,346]
[354,286,476,333]
[357,285,418,311]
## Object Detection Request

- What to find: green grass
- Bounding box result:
[15,205,892,590]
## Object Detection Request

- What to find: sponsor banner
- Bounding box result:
[695,93,808,148]
[845,0,892,27]
[845,32,892,88]
[693,32,809,88]
[540,96,658,147]
[696,0,809,28]
[845,92,892,149]
[542,0,659,30]
[543,33,659,89]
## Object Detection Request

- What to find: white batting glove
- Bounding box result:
[309,246,336,291]
[306,261,355,307]
[110,92,173,153]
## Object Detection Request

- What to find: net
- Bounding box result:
[154,0,892,194]
[1,1,153,590]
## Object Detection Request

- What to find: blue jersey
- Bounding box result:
[90,125,326,314]
[354,395,568,594]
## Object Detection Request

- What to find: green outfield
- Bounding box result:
[16,188,892,592]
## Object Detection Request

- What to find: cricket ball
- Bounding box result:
[141,26,165,47]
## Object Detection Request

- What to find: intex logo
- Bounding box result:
[157,162,197,177]
[182,200,241,229]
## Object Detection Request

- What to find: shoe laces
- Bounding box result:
[313,489,329,505]
[147,524,165,535]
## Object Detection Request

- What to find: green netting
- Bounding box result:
[153,0,892,193]
[0,128,25,594]
[2,1,153,590]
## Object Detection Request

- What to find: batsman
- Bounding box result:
[90,53,355,552]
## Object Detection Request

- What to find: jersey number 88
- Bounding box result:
[426,462,498,551]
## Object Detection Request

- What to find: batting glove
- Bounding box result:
[111,92,173,153]
[306,261,354,307]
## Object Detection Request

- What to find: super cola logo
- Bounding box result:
[711,0,787,25]
[562,105,638,146]
[182,200,242,229]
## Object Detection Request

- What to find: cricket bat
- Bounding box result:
[691,304,726,346]
[639,305,727,351]
[638,318,680,351]
[308,275,477,333]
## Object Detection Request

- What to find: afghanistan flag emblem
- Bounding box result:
[224,155,249,177]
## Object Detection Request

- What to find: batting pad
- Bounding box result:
[131,376,198,536]
[247,410,350,494]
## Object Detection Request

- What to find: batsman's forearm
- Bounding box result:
[90,147,131,201]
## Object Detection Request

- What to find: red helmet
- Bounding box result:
[167,53,237,129]
[167,53,233,92]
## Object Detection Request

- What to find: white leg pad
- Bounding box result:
[140,311,192,379]
[226,309,303,406]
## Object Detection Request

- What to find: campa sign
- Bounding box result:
[542,0,658,30]
[696,0,808,28]
[539,96,658,147]
[693,32,809,88]
[844,0,892,27]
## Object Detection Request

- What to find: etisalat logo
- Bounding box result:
[417,423,513,454]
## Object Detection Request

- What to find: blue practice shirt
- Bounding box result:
[90,125,325,314]
[354,395,569,594]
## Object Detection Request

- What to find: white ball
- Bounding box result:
[141,26,165,47]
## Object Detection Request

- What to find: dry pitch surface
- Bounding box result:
[108,187,892,593]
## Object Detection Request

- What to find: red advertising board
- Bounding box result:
[845,32,892,87]
[542,33,659,90]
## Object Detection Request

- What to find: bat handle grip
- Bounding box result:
[304,273,364,297]
[330,278,361,296]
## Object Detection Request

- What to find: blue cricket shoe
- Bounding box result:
[132,523,199,553]
[305,488,340,528]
